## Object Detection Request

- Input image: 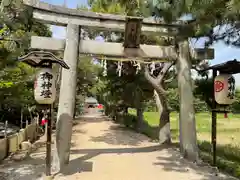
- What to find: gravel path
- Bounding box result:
[54,115,236,180]
[0,113,237,180]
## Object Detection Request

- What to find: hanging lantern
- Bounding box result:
[34,68,56,104]
[214,74,235,105]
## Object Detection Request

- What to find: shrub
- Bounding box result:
[122,114,138,128]
[199,141,240,163]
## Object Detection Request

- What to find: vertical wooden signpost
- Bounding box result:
[18,51,69,178]
[201,60,239,167]
[212,69,217,166]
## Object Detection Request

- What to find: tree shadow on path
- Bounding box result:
[56,118,238,180]
[0,151,46,180]
[89,124,152,146]
[57,144,166,176]
[153,148,237,180]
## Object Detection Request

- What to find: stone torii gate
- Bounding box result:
[23,0,214,174]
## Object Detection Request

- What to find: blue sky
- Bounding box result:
[41,0,240,85]
[41,0,87,8]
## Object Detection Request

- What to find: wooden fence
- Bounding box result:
[0,123,38,161]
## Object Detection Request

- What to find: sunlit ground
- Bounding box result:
[128,109,240,178]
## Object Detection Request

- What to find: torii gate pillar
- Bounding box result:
[54,24,80,171]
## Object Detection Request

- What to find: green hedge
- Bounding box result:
[199,141,240,163]
[115,113,138,128]
[200,151,240,178]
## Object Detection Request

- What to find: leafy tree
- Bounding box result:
[76,56,101,97]
[0,0,52,124]
[0,0,51,68]
[87,0,182,143]
[151,0,240,161]
[149,0,240,46]
[85,0,240,161]
[194,77,213,108]
[88,0,150,16]
[84,0,156,130]
[74,56,102,115]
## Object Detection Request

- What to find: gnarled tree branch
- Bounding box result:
[155,62,175,83]
[144,65,167,94]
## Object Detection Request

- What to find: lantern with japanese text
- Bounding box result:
[34,68,56,104]
[18,51,69,177]
[214,74,235,105]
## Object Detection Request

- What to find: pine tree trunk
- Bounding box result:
[154,90,171,144]
[144,63,172,145]
[177,40,199,162]
[53,24,80,173]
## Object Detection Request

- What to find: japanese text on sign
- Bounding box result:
[227,76,235,99]
[40,72,53,98]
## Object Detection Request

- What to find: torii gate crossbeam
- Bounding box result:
[23,0,188,36]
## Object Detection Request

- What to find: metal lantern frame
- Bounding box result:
[201,59,240,167]
[18,51,69,69]
[18,51,69,177]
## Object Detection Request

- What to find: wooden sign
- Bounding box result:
[123,17,142,48]
[193,48,214,60]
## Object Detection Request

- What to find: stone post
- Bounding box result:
[54,24,80,172]
[177,39,199,162]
